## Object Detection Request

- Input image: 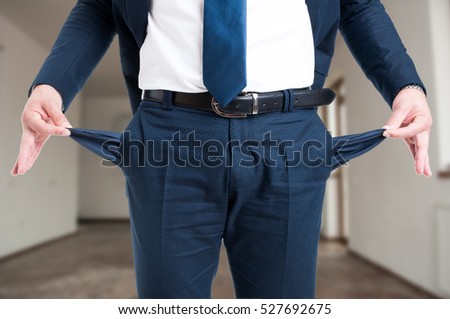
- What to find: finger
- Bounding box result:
[44,104,72,129]
[26,112,70,136]
[384,120,427,139]
[16,158,31,176]
[28,138,48,169]
[424,153,432,177]
[15,129,52,175]
[384,107,409,130]
[15,134,35,175]
[11,161,19,176]
[414,134,429,176]
[15,143,32,175]
[404,139,416,162]
[16,135,51,175]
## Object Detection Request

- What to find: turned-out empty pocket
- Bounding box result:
[68,126,386,173]
[69,128,123,166]
[331,129,386,170]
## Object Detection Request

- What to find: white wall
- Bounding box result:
[0,13,81,258]
[428,1,450,171]
[329,0,450,297]
[78,97,130,219]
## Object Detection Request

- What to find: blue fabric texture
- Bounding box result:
[331,129,386,170]
[69,119,386,173]
[69,102,386,298]
[68,128,122,165]
[203,0,247,108]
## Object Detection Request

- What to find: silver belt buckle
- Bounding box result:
[211,92,259,118]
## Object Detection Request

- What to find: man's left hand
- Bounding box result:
[383,88,433,177]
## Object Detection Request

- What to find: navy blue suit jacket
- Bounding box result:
[32,0,424,114]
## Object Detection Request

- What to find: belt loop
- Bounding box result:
[162,90,174,110]
[282,89,295,113]
[282,90,289,113]
[288,89,296,112]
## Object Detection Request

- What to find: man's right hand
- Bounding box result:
[11,84,72,176]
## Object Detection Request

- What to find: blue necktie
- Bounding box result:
[203,0,247,108]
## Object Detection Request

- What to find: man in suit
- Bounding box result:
[12,0,432,298]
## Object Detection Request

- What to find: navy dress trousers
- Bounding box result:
[68,98,385,298]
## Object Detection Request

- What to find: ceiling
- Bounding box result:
[0,0,126,97]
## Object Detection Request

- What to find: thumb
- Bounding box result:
[385,108,407,129]
[383,108,407,138]
[50,110,71,127]
[62,119,73,129]
[45,106,72,132]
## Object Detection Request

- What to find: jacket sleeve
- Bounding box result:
[339,0,425,107]
[30,0,116,112]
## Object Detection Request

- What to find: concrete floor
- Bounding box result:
[0,222,433,299]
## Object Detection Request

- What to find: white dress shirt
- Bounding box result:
[139,0,315,93]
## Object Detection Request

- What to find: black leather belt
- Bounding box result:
[142,88,335,118]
